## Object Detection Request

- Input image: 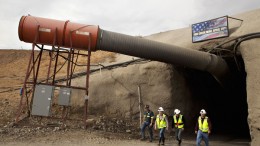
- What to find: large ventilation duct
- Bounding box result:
[97,29,229,83]
[18,16,229,83]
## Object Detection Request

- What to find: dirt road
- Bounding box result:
[0,128,250,146]
[1,139,250,146]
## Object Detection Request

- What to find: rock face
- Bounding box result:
[232,9,260,146]
[71,60,224,132]
[72,61,180,117]
[240,40,260,145]
[88,61,174,117]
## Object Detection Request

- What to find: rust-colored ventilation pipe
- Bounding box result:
[18,16,99,51]
[18,16,229,84]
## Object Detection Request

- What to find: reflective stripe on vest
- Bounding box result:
[198,116,209,132]
[173,114,184,129]
[156,114,167,129]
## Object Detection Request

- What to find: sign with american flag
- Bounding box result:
[192,16,229,43]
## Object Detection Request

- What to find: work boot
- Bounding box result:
[158,138,161,145]
[162,138,165,145]
[178,139,182,145]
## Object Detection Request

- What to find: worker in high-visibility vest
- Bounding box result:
[172,109,185,145]
[154,107,169,145]
[195,109,212,146]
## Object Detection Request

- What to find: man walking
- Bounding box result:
[172,109,185,145]
[195,109,212,146]
[140,105,154,142]
[154,107,169,145]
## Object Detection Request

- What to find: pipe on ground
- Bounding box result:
[18,16,229,83]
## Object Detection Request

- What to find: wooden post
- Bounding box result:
[138,85,143,127]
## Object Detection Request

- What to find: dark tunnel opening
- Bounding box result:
[178,55,250,139]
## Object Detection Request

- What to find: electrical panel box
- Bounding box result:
[31,85,54,116]
[58,87,71,106]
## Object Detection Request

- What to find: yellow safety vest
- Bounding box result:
[156,114,167,129]
[173,114,184,129]
[198,116,209,132]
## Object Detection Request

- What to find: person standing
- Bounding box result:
[140,105,154,142]
[154,107,169,145]
[172,109,185,145]
[195,109,212,146]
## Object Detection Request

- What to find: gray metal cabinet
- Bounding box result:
[31,85,54,116]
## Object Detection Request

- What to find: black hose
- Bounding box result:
[214,32,260,49]
[233,34,260,71]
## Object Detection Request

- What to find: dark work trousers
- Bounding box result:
[141,121,153,141]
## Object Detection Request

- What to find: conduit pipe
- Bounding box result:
[18,16,229,83]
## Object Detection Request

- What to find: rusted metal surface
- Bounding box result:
[17,18,92,128]
[18,16,99,51]
[84,34,92,128]
[52,47,60,85]
[25,82,88,90]
[69,49,75,86]
[16,25,40,122]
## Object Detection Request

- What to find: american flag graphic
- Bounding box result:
[192,16,229,42]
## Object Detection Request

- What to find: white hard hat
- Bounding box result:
[200,109,206,114]
[158,107,164,112]
[174,109,180,114]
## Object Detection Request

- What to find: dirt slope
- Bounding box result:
[0,49,115,124]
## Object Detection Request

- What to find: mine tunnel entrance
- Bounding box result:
[180,55,250,139]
